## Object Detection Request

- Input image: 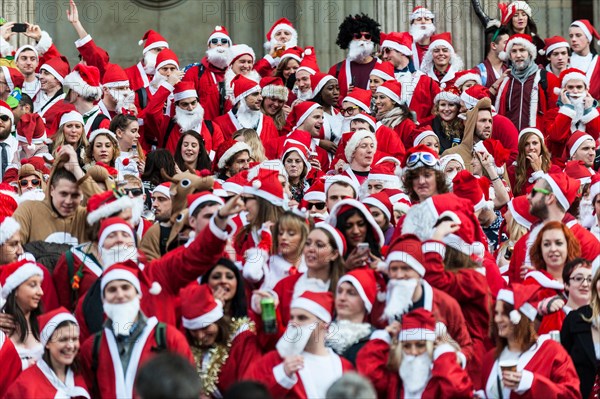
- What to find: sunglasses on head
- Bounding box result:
[19,178,41,187]
[353,32,372,40]
[406,152,439,169]
[124,188,144,197]
[210,38,230,45]
[0,114,10,122]
[308,202,326,210]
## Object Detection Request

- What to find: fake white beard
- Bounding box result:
[149,71,166,90]
[383,278,419,323]
[570,95,586,123]
[131,196,145,226]
[410,23,436,43]
[109,88,135,111]
[347,40,375,62]
[295,87,313,101]
[399,351,433,394]
[103,296,141,336]
[579,195,596,228]
[207,47,231,69]
[99,244,139,269]
[341,116,352,133]
[236,99,262,129]
[175,105,204,132]
[143,52,158,75]
[276,323,315,357]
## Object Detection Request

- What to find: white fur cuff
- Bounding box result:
[35,31,53,54]
[581,107,599,125]
[558,105,576,120]
[0,37,13,58]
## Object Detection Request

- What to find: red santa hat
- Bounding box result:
[369,61,395,82]
[173,81,197,102]
[427,32,455,54]
[434,85,461,104]
[0,259,43,300]
[0,193,19,246]
[453,68,482,89]
[410,6,435,22]
[95,162,119,179]
[287,101,321,130]
[0,66,24,92]
[101,260,161,298]
[40,56,70,85]
[211,180,229,198]
[98,217,135,250]
[39,307,78,347]
[564,160,594,184]
[440,154,465,171]
[309,73,336,99]
[63,64,103,101]
[337,267,377,313]
[499,33,537,61]
[368,160,401,186]
[541,36,570,56]
[207,26,232,45]
[266,18,298,44]
[231,74,261,105]
[590,174,600,202]
[518,127,545,142]
[214,139,252,171]
[376,80,402,105]
[507,196,537,230]
[399,308,437,341]
[102,63,130,88]
[16,113,48,150]
[327,198,385,246]
[89,128,117,144]
[280,46,304,63]
[297,46,319,75]
[229,44,256,65]
[386,234,426,276]
[499,1,532,25]
[290,290,334,323]
[566,130,595,158]
[570,20,600,45]
[181,284,224,329]
[452,170,488,212]
[380,32,413,56]
[138,30,169,54]
[478,138,511,170]
[363,191,395,225]
[188,191,224,217]
[315,221,347,257]
[87,190,134,225]
[155,48,179,71]
[411,127,437,148]
[281,142,311,173]
[541,172,581,210]
[461,84,491,110]
[303,179,326,202]
[0,100,13,123]
[497,283,540,323]
[342,87,372,113]
[404,144,440,170]
[222,170,249,195]
[350,113,377,132]
[151,182,172,198]
[59,110,84,128]
[344,129,377,163]
[260,76,288,102]
[243,168,286,207]
[554,68,589,93]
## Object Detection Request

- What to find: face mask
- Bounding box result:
[103,296,141,336]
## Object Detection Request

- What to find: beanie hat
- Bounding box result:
[87,190,134,225]
[243,168,286,207]
[337,267,378,313]
[101,260,161,298]
[290,290,334,323]
[370,61,395,81]
[38,307,78,347]
[181,284,224,329]
[399,308,437,341]
[345,129,377,163]
[138,30,169,54]
[541,172,581,210]
[1,260,43,300]
[63,64,103,100]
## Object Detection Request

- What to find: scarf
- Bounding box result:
[511,60,538,83]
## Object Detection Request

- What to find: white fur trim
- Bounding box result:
[63,71,103,100]
[545,41,569,56]
[422,241,446,258]
[370,69,394,81]
[233,84,261,105]
[143,41,169,54]
[273,363,298,388]
[40,313,77,347]
[363,197,391,222]
[243,185,285,207]
[497,289,514,304]
[507,200,533,230]
[101,268,141,297]
[412,130,437,147]
[376,85,401,105]
[581,107,599,125]
[541,174,570,210]
[0,105,13,123]
[98,222,134,248]
[569,133,594,157]
[0,217,20,245]
[34,31,53,55]
[74,34,92,49]
[60,111,84,127]
[323,175,359,198]
[189,194,224,217]
[518,127,545,142]
[290,296,331,323]
[89,128,117,144]
[433,343,456,360]
[351,114,377,131]
[311,75,336,99]
[304,191,325,202]
[524,270,565,290]
[315,222,345,254]
[398,327,436,341]
[297,66,317,75]
[343,96,370,113]
[561,71,589,87]
[516,369,534,394]
[87,196,134,225]
[40,64,64,84]
[338,274,373,313]
[103,80,130,89]
[295,103,321,128]
[269,23,298,41]
[370,329,392,344]
[222,181,244,195]
[243,247,268,283]
[381,40,412,56]
[218,142,252,169]
[460,91,479,110]
[505,37,537,59]
[385,251,425,276]
[558,105,577,120]
[434,90,461,104]
[519,302,537,322]
[2,263,43,299]
[410,7,434,21]
[262,85,289,101]
[209,215,230,241]
[571,21,593,43]
[443,233,485,257]
[155,59,179,72]
[454,73,482,89]
[173,89,197,102]
[152,185,171,198]
[182,302,224,329]
[345,129,377,163]
[0,37,14,58]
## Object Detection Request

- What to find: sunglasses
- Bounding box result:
[0,114,10,122]
[210,38,230,45]
[353,32,372,40]
[530,187,551,197]
[19,178,41,187]
[308,202,326,210]
[124,188,144,197]
[406,152,439,169]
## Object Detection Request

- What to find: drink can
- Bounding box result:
[261,298,277,334]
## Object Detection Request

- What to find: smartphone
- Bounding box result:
[357,242,370,255]
[12,23,27,33]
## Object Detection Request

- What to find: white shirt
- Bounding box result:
[22,79,41,99]
[570,53,594,74]
[0,134,18,179]
[300,349,343,398]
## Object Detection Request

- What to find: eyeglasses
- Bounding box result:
[19,178,41,187]
[406,152,439,169]
[353,32,372,40]
[124,188,144,197]
[530,187,551,197]
[569,275,592,285]
[340,106,359,116]
[210,38,230,45]
[308,202,326,210]
[0,115,10,122]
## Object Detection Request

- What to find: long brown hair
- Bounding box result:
[586,267,600,325]
[530,221,581,272]
[85,132,120,166]
[491,301,537,357]
[514,132,551,194]
[313,226,345,295]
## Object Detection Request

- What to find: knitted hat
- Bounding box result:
[266,18,298,44]
[497,283,540,323]
[404,144,440,170]
[363,191,395,225]
[280,46,303,63]
[181,284,224,329]
[102,63,130,88]
[315,221,347,257]
[0,66,24,91]
[452,170,487,212]
[344,129,377,163]
[297,46,319,75]
[173,81,197,102]
[541,172,581,211]
[566,130,595,158]
[260,76,288,102]
[222,170,249,195]
[231,74,261,105]
[0,100,13,123]
[243,168,286,207]
[350,113,378,132]
[98,217,134,250]
[570,20,600,45]
[188,191,224,217]
[207,26,231,45]
[16,113,48,150]
[63,64,102,100]
[370,61,395,81]
[507,196,537,229]
[151,182,172,198]
[290,290,334,323]
[380,31,413,56]
[564,160,594,184]
[410,6,435,21]
[309,72,336,99]
[386,234,426,276]
[40,56,70,84]
[453,68,483,89]
[327,198,385,246]
[499,1,532,26]
[0,260,43,300]
[38,307,78,347]
[376,80,402,105]
[461,84,491,110]
[499,33,537,61]
[214,139,252,171]
[101,260,161,298]
[434,85,461,104]
[0,193,19,246]
[229,44,256,65]
[138,30,169,54]
[542,36,569,56]
[337,267,378,313]
[286,101,321,130]
[342,87,372,113]
[518,127,545,142]
[155,48,179,71]
[87,190,134,225]
[399,308,437,341]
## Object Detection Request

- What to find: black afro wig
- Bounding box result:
[336,13,381,50]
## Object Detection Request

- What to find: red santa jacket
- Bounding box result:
[407,72,441,125]
[587,55,600,100]
[215,329,263,394]
[357,337,473,399]
[213,110,280,157]
[393,118,418,150]
[80,316,193,399]
[5,360,89,399]
[255,56,277,78]
[244,349,353,399]
[328,59,379,105]
[0,331,21,398]
[492,113,520,166]
[183,57,230,120]
[479,335,580,398]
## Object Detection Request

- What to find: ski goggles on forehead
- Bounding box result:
[406,152,439,169]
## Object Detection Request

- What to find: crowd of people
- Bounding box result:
[0,0,599,397]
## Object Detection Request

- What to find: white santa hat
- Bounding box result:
[229,44,256,65]
[0,260,44,300]
[14,45,38,61]
[345,129,377,163]
[88,128,117,144]
[323,175,359,198]
[518,127,545,142]
[59,110,84,128]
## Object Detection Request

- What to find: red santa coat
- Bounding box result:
[0,331,21,398]
[183,58,230,120]
[357,338,473,399]
[80,316,193,399]
[406,72,440,125]
[491,113,520,166]
[213,329,263,394]
[392,118,418,150]
[586,55,600,100]
[73,35,111,77]
[479,335,580,398]
[255,56,277,78]
[213,110,280,157]
[328,59,379,105]
[244,349,353,399]
[5,360,89,399]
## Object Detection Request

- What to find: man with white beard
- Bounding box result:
[255,18,299,78]
[329,14,381,102]
[409,6,437,70]
[99,64,136,119]
[183,26,233,120]
[357,308,473,398]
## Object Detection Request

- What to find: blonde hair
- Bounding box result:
[273,212,309,258]
[233,128,266,162]
[52,122,88,158]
